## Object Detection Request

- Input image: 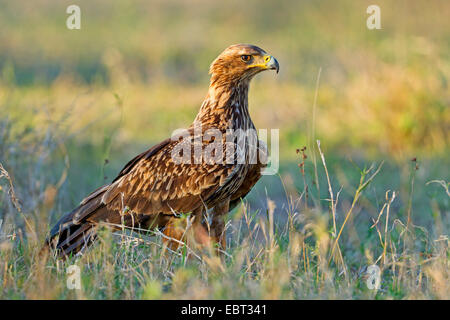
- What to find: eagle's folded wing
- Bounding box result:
[72,137,231,224]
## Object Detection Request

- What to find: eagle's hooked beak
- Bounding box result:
[264,55,280,73]
[247,54,280,74]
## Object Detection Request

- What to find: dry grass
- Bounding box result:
[0,128,448,299]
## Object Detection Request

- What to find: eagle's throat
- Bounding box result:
[194,79,254,132]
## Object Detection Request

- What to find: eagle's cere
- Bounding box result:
[44,44,279,256]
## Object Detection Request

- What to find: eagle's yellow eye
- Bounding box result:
[241,55,252,62]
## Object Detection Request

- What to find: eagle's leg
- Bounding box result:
[162,206,211,251]
[162,216,186,250]
[210,198,229,251]
[189,205,212,248]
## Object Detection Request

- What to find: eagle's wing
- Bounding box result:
[72,136,231,224]
[45,136,231,256]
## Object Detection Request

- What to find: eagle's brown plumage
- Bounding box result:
[44,44,279,256]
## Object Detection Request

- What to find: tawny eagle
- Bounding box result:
[45,44,279,256]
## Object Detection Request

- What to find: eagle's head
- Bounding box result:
[209,44,279,85]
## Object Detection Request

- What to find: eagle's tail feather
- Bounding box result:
[43,211,97,257]
[42,190,107,257]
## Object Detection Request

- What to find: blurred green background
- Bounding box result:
[1,0,449,155]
